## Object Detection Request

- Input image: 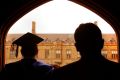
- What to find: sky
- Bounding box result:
[8,0,115,34]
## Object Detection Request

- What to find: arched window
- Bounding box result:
[4,0,118,67]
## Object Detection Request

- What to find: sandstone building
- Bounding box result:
[5,21,118,67]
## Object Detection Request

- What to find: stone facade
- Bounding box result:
[5,33,118,67]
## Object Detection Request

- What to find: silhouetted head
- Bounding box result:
[20,44,38,58]
[74,23,104,57]
[12,32,44,58]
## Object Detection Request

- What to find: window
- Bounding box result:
[66,49,71,59]
[5,0,118,66]
[45,49,49,59]
[111,51,118,59]
[55,49,61,59]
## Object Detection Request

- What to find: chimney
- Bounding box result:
[94,21,98,25]
[32,21,36,34]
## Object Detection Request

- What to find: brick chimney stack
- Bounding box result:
[32,21,36,34]
[94,21,98,25]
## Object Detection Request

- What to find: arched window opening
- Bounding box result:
[5,0,118,67]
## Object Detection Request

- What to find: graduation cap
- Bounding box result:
[12,32,44,57]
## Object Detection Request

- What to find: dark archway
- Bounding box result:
[0,0,120,69]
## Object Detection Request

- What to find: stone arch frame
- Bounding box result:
[0,0,120,69]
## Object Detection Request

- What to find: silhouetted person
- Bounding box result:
[0,32,54,80]
[52,23,119,80]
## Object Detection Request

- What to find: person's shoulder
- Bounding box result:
[103,58,118,65]
[4,61,20,68]
[108,60,119,68]
[102,58,119,70]
[1,61,21,74]
[52,61,81,80]
[54,61,80,73]
[33,61,53,70]
[102,59,120,79]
